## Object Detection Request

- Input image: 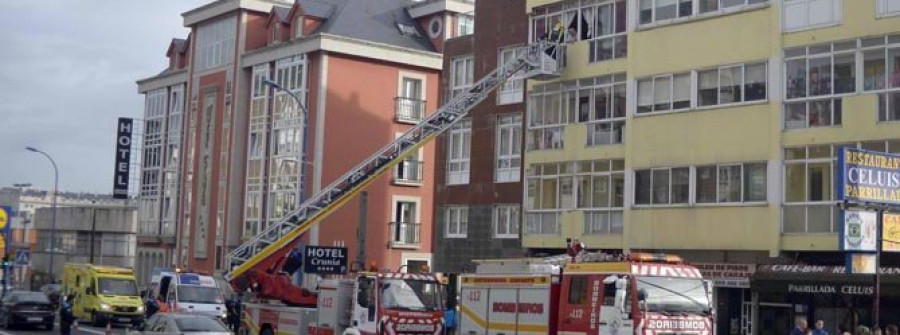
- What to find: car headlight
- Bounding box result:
[137,306,145,313]
[100,303,111,311]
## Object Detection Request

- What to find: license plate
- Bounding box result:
[119,318,131,323]
[27,317,42,322]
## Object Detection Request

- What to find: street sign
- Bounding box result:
[302,246,348,275]
[14,251,27,265]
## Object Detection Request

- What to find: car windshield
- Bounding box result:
[636,277,710,315]
[379,279,442,312]
[14,292,50,303]
[176,286,223,304]
[98,278,138,296]
[174,316,229,332]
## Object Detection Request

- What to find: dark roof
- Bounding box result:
[272,6,292,23]
[296,0,335,19]
[304,0,434,52]
[172,38,188,53]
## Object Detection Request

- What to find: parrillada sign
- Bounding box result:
[837,147,900,205]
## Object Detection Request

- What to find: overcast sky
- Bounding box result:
[0,1,207,194]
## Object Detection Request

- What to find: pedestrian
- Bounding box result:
[814,320,830,335]
[874,327,883,335]
[229,295,242,333]
[59,294,75,335]
[793,319,809,335]
[855,325,872,335]
[885,325,898,335]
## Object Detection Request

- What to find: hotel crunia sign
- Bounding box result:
[837,148,900,205]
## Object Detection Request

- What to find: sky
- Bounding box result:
[0,0,207,194]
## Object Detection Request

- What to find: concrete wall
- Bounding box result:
[34,207,137,233]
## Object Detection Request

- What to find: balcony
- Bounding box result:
[389,222,421,248]
[395,97,426,123]
[394,160,424,185]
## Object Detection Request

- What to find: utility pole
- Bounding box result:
[355,192,367,272]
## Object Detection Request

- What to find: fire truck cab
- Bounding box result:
[460,253,714,335]
[315,272,445,335]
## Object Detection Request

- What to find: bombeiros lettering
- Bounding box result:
[649,320,707,330]
[395,324,436,332]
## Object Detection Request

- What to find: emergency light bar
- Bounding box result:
[627,253,684,264]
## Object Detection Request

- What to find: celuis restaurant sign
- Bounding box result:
[838,148,900,205]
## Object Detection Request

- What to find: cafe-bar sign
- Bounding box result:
[837,147,900,205]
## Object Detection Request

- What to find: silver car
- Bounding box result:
[132,314,232,335]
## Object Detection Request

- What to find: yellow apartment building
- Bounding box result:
[523,0,900,332]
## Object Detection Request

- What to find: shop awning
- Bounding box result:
[752,265,900,296]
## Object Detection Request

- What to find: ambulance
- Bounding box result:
[153,270,227,320]
[460,252,714,335]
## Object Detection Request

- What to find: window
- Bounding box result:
[494,205,520,238]
[783,144,848,233]
[496,114,523,183]
[457,14,474,37]
[634,167,689,205]
[577,160,624,234]
[877,0,900,17]
[568,277,589,304]
[397,23,421,37]
[397,77,425,122]
[878,92,900,121]
[530,1,627,62]
[392,200,420,245]
[698,62,767,106]
[447,119,471,185]
[272,24,280,44]
[195,17,237,71]
[526,160,622,235]
[637,73,691,114]
[785,42,856,99]
[445,206,468,238]
[294,16,304,38]
[696,163,767,203]
[498,47,525,104]
[450,56,474,97]
[395,133,424,184]
[862,35,900,92]
[529,74,626,150]
[639,0,766,26]
[783,0,841,32]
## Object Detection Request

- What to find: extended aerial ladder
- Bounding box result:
[224,42,562,299]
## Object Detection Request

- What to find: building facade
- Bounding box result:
[523,0,900,332]
[32,206,138,287]
[136,38,188,280]
[136,0,474,275]
[433,0,530,275]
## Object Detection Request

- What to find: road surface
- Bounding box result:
[0,322,132,335]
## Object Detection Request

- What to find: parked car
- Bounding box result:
[0,291,56,330]
[39,284,62,308]
[133,314,231,335]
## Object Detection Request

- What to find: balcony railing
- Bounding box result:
[395,97,426,123]
[389,222,421,247]
[394,160,424,184]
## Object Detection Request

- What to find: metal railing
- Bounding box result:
[389,222,421,246]
[395,97,426,122]
[394,160,424,183]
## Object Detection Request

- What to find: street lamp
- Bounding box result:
[261,79,311,203]
[25,147,59,282]
[261,79,316,289]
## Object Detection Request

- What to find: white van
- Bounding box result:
[155,272,227,320]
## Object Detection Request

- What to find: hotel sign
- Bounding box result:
[837,148,900,205]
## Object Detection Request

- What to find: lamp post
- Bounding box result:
[25,147,59,282]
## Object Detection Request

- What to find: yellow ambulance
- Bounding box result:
[62,264,144,327]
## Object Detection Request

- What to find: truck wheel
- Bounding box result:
[91,311,102,327]
[260,325,274,335]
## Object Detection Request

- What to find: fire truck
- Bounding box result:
[459,252,715,335]
[224,42,562,335]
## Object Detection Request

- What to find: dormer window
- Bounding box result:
[294,15,304,39]
[272,24,280,44]
[397,23,420,37]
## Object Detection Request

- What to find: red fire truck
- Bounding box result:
[459,253,715,335]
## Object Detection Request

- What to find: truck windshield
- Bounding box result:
[635,277,710,315]
[379,279,442,312]
[99,278,138,296]
[177,286,223,304]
